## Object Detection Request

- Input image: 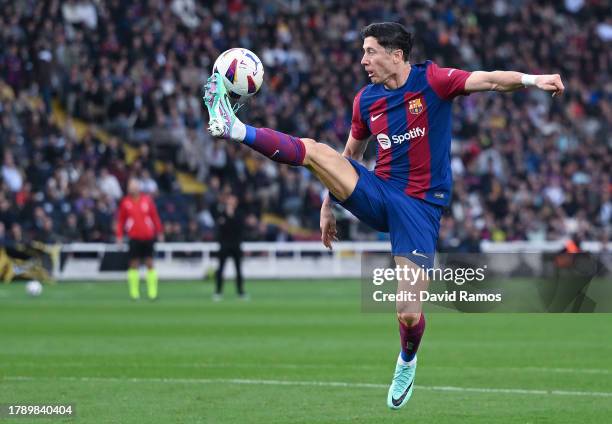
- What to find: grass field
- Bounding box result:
[1,279,612,423]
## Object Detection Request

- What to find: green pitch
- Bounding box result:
[1,280,611,423]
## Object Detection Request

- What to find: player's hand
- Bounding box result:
[320,205,338,250]
[157,233,165,242]
[536,74,564,97]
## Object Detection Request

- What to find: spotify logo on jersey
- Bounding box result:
[377,133,391,150]
[377,128,426,150]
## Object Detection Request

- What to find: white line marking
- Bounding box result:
[522,367,612,375]
[429,365,612,376]
[4,376,612,398]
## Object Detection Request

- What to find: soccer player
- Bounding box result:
[203,22,564,409]
[116,178,163,300]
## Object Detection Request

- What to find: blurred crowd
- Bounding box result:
[0,0,610,248]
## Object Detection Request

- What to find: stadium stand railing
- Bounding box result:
[57,241,609,281]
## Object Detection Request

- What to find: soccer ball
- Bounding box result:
[213,48,264,102]
[26,280,43,297]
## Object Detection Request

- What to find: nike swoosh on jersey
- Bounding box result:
[447,69,456,76]
[371,113,383,122]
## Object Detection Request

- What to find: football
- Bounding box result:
[26,280,43,297]
[213,48,264,102]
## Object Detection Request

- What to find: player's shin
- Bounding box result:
[395,257,429,364]
[146,269,158,300]
[399,313,425,363]
[243,126,305,166]
[127,268,140,300]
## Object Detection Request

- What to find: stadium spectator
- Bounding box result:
[62,213,82,242]
[98,167,123,200]
[2,152,23,193]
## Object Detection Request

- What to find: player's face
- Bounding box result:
[361,37,401,85]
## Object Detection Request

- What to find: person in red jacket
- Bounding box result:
[116,177,163,300]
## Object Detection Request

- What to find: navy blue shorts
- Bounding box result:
[331,158,443,268]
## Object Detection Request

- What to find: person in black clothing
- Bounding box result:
[214,194,246,300]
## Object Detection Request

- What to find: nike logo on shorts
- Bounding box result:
[411,249,428,259]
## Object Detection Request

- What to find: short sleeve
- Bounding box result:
[350,88,370,140]
[426,61,471,100]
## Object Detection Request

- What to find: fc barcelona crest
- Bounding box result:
[408,98,423,115]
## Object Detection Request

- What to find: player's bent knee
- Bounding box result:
[301,138,317,146]
[300,138,318,151]
[301,138,322,165]
[302,138,348,168]
[397,312,421,326]
[302,138,343,163]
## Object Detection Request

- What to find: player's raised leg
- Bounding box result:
[387,255,427,410]
[203,73,358,201]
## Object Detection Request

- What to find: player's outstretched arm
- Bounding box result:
[320,134,369,249]
[465,71,564,96]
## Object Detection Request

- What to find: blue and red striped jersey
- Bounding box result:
[351,60,471,206]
